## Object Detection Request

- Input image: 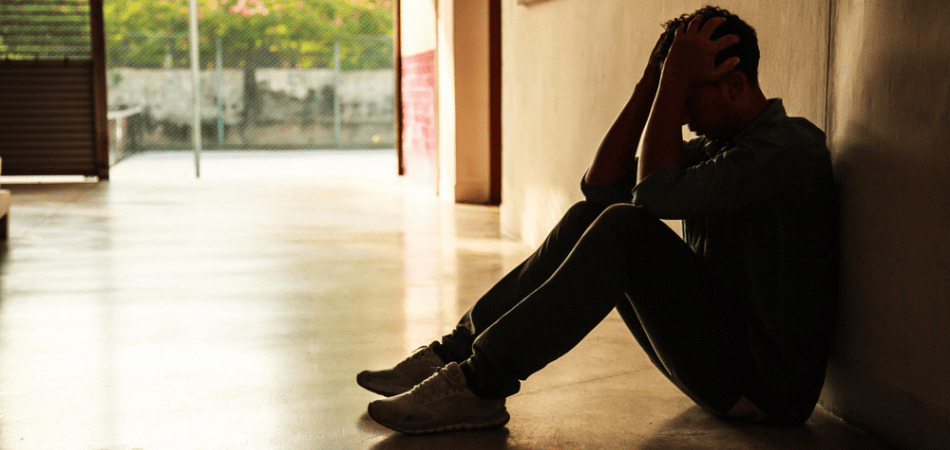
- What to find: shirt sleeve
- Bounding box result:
[631,127,820,219]
[579,158,639,207]
[682,138,706,165]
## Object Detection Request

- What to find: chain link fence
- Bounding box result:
[104,0,394,153]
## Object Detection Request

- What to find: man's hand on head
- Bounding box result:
[646,29,673,71]
[639,28,675,88]
[661,15,740,88]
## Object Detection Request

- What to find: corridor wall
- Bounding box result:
[821,1,950,447]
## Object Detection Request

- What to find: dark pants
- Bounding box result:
[433,201,768,416]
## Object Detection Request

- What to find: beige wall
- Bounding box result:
[499,0,950,447]
[451,0,492,203]
[821,0,950,447]
[436,0,493,203]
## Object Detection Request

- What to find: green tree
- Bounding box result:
[103,0,393,69]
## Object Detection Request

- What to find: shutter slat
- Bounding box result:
[0,115,95,123]
[0,125,94,133]
[0,107,97,116]
[1,134,96,144]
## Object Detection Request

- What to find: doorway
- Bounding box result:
[393,0,502,204]
[103,0,396,168]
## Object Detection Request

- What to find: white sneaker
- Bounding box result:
[367,362,510,434]
[357,346,445,397]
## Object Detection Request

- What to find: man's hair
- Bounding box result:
[659,6,760,87]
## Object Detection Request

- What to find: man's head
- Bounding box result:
[658,6,766,139]
[659,6,760,88]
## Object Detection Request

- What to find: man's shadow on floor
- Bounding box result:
[638,405,888,449]
[359,405,887,449]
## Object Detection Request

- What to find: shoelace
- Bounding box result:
[412,366,463,403]
[395,347,433,368]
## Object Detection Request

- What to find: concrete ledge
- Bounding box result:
[0,156,6,240]
[0,190,9,240]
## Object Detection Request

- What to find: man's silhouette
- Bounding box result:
[359,6,837,434]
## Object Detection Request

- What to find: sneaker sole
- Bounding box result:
[355,372,412,397]
[367,403,510,435]
[357,382,408,397]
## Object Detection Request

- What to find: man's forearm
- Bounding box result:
[638,73,688,182]
[584,70,659,187]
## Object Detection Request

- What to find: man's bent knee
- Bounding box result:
[560,201,608,228]
[566,200,606,216]
[588,203,676,242]
[599,203,661,226]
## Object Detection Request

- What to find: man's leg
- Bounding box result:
[432,200,606,363]
[463,204,751,414]
[367,204,763,433]
[358,201,607,398]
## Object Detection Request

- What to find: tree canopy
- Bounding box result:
[104,0,393,69]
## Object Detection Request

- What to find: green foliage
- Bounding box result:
[104,0,393,69]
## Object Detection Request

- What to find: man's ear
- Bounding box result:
[720,71,746,102]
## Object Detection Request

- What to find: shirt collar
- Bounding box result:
[732,98,786,143]
[703,98,787,158]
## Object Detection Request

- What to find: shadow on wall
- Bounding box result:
[823,0,950,447]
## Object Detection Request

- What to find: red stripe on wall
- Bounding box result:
[400,50,437,188]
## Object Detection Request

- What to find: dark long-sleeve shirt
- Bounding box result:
[581,99,838,423]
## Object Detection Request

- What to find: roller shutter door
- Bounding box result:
[0,0,108,178]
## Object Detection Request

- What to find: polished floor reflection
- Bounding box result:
[0,151,885,449]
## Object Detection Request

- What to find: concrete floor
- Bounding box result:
[0,151,887,449]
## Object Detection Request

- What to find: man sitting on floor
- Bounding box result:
[358,6,837,434]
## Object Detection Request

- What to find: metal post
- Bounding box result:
[333,39,341,148]
[188,0,201,177]
[216,36,224,147]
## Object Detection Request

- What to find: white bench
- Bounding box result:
[0,157,9,239]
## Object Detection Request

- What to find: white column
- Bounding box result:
[188,0,202,177]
